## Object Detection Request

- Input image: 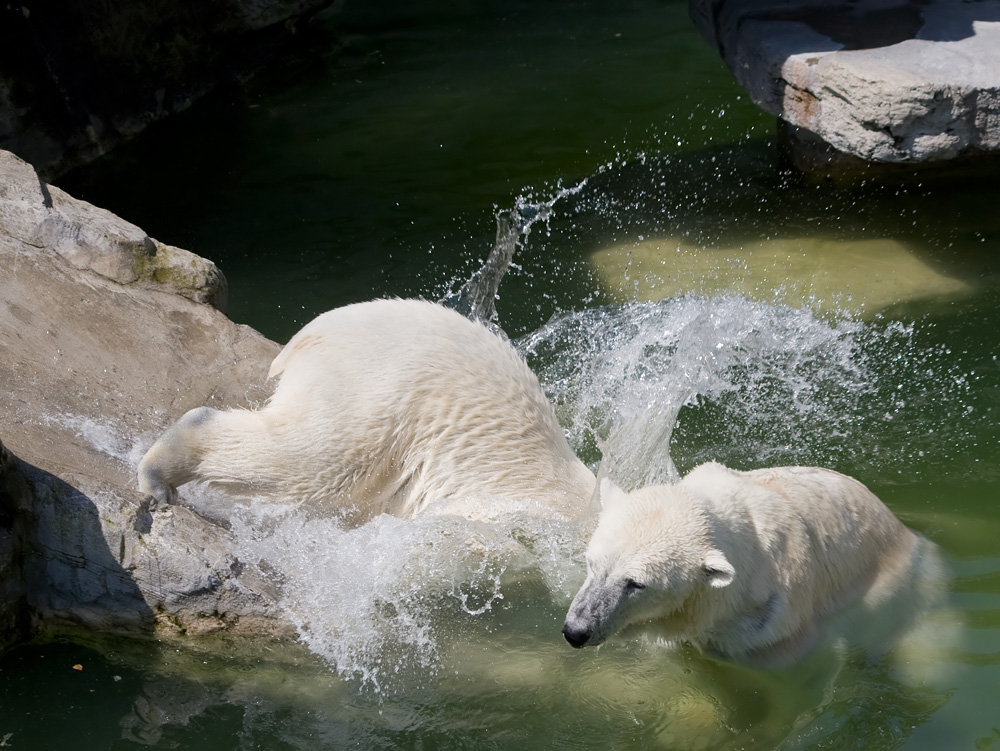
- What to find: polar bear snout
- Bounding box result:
[563,574,623,649]
[562,622,592,648]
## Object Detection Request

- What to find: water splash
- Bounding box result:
[440,208,521,327]
[108,174,984,700]
[46,413,144,467]
[225,188,984,689]
[230,499,585,693]
[119,292,983,696]
[441,180,588,327]
[518,295,982,488]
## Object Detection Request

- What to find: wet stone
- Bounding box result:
[0,148,287,646]
[689,0,1000,171]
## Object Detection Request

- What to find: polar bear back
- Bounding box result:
[240,299,595,518]
[684,462,909,556]
[680,462,920,660]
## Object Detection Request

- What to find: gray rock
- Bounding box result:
[690,0,1000,169]
[0,439,29,647]
[0,148,292,651]
[0,150,229,310]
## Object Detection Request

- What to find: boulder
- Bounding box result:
[0,150,228,310]
[0,439,29,646]
[0,148,291,651]
[690,0,1000,172]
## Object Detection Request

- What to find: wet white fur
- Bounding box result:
[138,299,597,524]
[563,462,945,667]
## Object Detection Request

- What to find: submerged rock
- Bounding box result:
[690,0,1000,173]
[588,235,973,317]
[0,148,291,651]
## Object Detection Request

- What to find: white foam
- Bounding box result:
[47,413,144,467]
[230,499,586,692]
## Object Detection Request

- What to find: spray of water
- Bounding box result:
[229,499,585,692]
[220,177,984,688]
[518,297,863,488]
[440,179,588,328]
[519,296,982,488]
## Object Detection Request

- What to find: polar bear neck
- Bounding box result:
[668,493,769,645]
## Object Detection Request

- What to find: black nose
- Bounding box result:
[562,624,590,648]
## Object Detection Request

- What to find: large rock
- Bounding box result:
[0,149,290,651]
[0,439,29,645]
[0,0,335,178]
[690,0,1000,171]
[0,151,229,310]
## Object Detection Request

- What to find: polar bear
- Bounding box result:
[138,298,597,523]
[562,462,945,667]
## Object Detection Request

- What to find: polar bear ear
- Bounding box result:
[598,476,628,511]
[703,550,735,589]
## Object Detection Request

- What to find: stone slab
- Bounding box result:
[690,0,1000,165]
[588,235,973,316]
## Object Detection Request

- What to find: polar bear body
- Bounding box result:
[563,462,943,666]
[138,299,597,523]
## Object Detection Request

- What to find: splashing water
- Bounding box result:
[517,297,864,488]
[225,190,985,689]
[230,499,585,693]
[441,179,588,328]
[519,295,982,488]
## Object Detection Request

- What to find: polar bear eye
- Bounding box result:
[625,578,646,591]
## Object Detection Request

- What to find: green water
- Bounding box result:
[5,0,1000,748]
[59,0,771,342]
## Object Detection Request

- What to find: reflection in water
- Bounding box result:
[0,607,959,750]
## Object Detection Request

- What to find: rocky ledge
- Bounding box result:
[0,149,292,652]
[690,0,1000,173]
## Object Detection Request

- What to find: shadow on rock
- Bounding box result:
[13,454,156,637]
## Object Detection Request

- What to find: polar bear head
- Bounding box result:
[562,478,735,649]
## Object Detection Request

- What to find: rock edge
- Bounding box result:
[0,148,292,653]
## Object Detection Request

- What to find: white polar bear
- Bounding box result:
[138,298,597,524]
[562,462,945,667]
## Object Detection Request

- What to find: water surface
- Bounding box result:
[8,1,1000,749]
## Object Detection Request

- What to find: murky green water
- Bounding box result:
[6,0,1000,748]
